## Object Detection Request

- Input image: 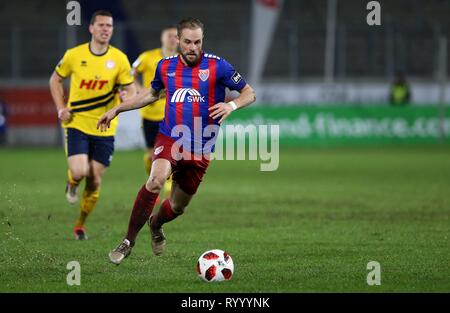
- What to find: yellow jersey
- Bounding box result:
[55,42,134,136]
[132,48,167,121]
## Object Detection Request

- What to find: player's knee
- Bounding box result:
[171,204,186,215]
[71,167,89,181]
[92,176,102,190]
[86,175,101,191]
[169,199,187,215]
[146,176,165,193]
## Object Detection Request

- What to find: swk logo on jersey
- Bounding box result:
[79,79,108,90]
[171,88,205,103]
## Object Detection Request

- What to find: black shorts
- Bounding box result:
[65,128,115,167]
[142,118,162,148]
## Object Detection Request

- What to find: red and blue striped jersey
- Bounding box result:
[151,52,247,154]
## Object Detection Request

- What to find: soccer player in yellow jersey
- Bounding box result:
[131,26,178,198]
[49,10,135,240]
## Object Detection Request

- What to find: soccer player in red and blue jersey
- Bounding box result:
[98,18,256,264]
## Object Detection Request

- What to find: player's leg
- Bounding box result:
[65,128,90,204]
[127,158,172,241]
[109,158,172,264]
[73,134,114,240]
[148,157,210,256]
[73,160,106,240]
[144,146,164,207]
[143,118,172,199]
[67,155,89,202]
[148,181,193,255]
[151,181,193,227]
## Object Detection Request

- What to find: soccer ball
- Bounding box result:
[196,249,234,282]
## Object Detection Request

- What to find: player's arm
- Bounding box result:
[97,87,160,132]
[49,71,71,122]
[209,83,256,124]
[118,82,137,102]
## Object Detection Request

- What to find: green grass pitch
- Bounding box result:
[0,146,449,292]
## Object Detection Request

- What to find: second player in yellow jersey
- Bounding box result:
[56,42,133,136]
[132,48,166,121]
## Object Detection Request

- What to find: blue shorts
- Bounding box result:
[65,128,115,167]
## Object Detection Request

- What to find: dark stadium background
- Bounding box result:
[0,0,449,293]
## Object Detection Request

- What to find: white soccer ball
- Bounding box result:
[196,249,234,282]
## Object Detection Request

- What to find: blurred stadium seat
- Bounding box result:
[0,0,449,80]
[0,0,449,146]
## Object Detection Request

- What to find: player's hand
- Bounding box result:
[208,102,234,124]
[58,107,72,122]
[97,108,118,132]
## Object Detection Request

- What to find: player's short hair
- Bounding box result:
[177,18,204,37]
[90,10,113,25]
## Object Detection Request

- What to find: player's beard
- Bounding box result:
[180,48,201,66]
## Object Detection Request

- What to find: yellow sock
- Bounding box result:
[163,175,172,198]
[75,189,100,228]
[144,153,152,175]
[67,169,81,187]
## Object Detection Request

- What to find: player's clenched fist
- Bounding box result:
[97,108,118,132]
[58,107,72,122]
